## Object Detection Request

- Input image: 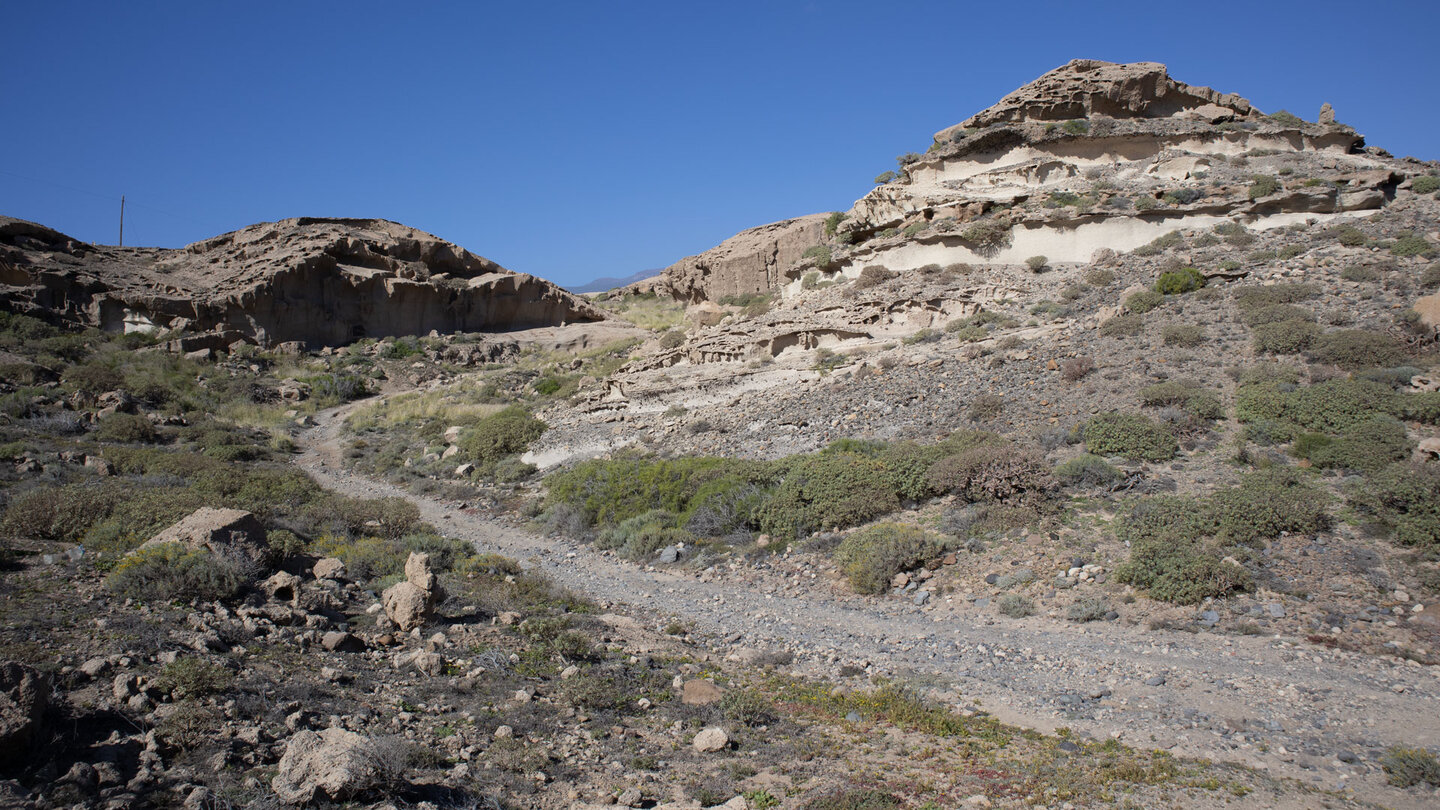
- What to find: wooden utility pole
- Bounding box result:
[118,196,125,246]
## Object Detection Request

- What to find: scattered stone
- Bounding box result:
[692,726,729,753]
[271,728,382,805]
[312,558,346,580]
[0,662,49,761]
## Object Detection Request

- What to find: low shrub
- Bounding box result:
[1154,267,1205,295]
[1391,232,1433,258]
[596,510,691,560]
[155,657,234,698]
[959,217,1013,253]
[1306,329,1408,369]
[1380,746,1440,787]
[721,689,778,727]
[801,789,900,810]
[1132,232,1181,256]
[1099,313,1144,337]
[852,265,899,290]
[1085,269,1115,286]
[1138,380,1223,421]
[1235,377,1396,438]
[1162,324,1205,347]
[1340,264,1380,282]
[1209,468,1330,545]
[1413,176,1440,195]
[458,406,546,473]
[1233,283,1320,310]
[834,524,948,594]
[106,543,252,602]
[966,393,1005,421]
[1066,595,1110,622]
[1025,255,1048,272]
[1116,534,1251,604]
[997,594,1035,618]
[924,442,1055,505]
[1054,454,1124,488]
[1248,175,1279,200]
[1296,415,1411,472]
[1252,319,1321,354]
[1240,303,1314,327]
[1124,290,1164,314]
[759,453,898,540]
[1082,413,1178,462]
[1060,356,1095,381]
[1349,462,1440,551]
[1330,224,1368,246]
[803,245,835,268]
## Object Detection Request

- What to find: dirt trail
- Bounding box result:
[295,402,1439,806]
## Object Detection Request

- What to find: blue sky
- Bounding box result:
[4,1,1437,286]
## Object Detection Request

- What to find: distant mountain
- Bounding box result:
[568,268,662,294]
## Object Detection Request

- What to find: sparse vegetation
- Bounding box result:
[1082,413,1178,462]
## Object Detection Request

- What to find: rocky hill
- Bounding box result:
[655,59,1422,306]
[0,216,604,350]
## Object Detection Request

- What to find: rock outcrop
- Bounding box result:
[658,214,828,304]
[272,728,384,805]
[0,216,604,349]
[0,662,49,762]
[649,61,1423,306]
[136,507,271,569]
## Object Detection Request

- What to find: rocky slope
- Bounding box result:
[0,216,604,350]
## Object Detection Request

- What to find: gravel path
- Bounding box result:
[295,402,1440,806]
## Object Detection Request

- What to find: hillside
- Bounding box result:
[2,59,1440,810]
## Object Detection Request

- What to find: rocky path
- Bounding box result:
[295,403,1440,806]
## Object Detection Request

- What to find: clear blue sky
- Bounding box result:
[4,1,1437,287]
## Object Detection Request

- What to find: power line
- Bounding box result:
[0,168,224,234]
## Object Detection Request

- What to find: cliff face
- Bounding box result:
[655,60,1420,305]
[657,215,828,304]
[0,217,604,349]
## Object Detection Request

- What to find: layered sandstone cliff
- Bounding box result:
[0,217,603,349]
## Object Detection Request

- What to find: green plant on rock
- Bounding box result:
[1248,175,1280,200]
[1162,324,1205,347]
[1391,232,1433,258]
[1349,462,1440,552]
[458,405,545,473]
[1307,329,1408,370]
[1054,454,1124,488]
[1124,289,1164,313]
[1251,319,1321,355]
[759,453,899,540]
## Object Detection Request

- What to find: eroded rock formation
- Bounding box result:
[0,217,603,349]
[658,214,828,304]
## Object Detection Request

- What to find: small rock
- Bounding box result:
[1144,675,1167,687]
[692,726,729,753]
[494,725,514,740]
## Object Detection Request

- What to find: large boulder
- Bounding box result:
[381,552,441,631]
[137,507,271,569]
[0,662,49,764]
[272,728,383,805]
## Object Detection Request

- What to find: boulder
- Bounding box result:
[137,507,271,569]
[381,581,429,632]
[692,726,729,753]
[312,557,346,580]
[263,571,303,604]
[271,728,383,805]
[681,680,724,706]
[0,662,49,762]
[404,552,437,594]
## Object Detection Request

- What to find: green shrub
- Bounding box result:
[1413,176,1440,195]
[1162,324,1205,347]
[1235,377,1396,438]
[1133,195,1158,211]
[1154,267,1205,295]
[997,594,1035,618]
[596,510,690,560]
[1233,283,1319,310]
[823,211,846,236]
[1100,313,1144,337]
[1396,391,1440,425]
[1054,454,1123,488]
[834,523,948,594]
[1085,269,1115,286]
[458,406,546,472]
[1116,535,1251,604]
[1061,119,1089,135]
[1349,462,1440,551]
[1138,380,1223,420]
[546,456,774,528]
[1307,329,1408,369]
[924,442,1055,505]
[1209,469,1330,545]
[1248,175,1280,200]
[106,543,251,602]
[93,412,156,443]
[959,217,1013,252]
[759,453,899,540]
[1251,319,1321,354]
[1391,232,1433,258]
[801,789,900,810]
[1082,413,1178,462]
[803,245,835,268]
[1380,746,1440,787]
[1330,224,1368,247]
[1240,303,1314,327]
[873,171,896,185]
[1300,415,1411,472]
[1025,255,1048,272]
[1162,188,1204,205]
[721,689,778,727]
[1,484,117,542]
[1124,289,1164,313]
